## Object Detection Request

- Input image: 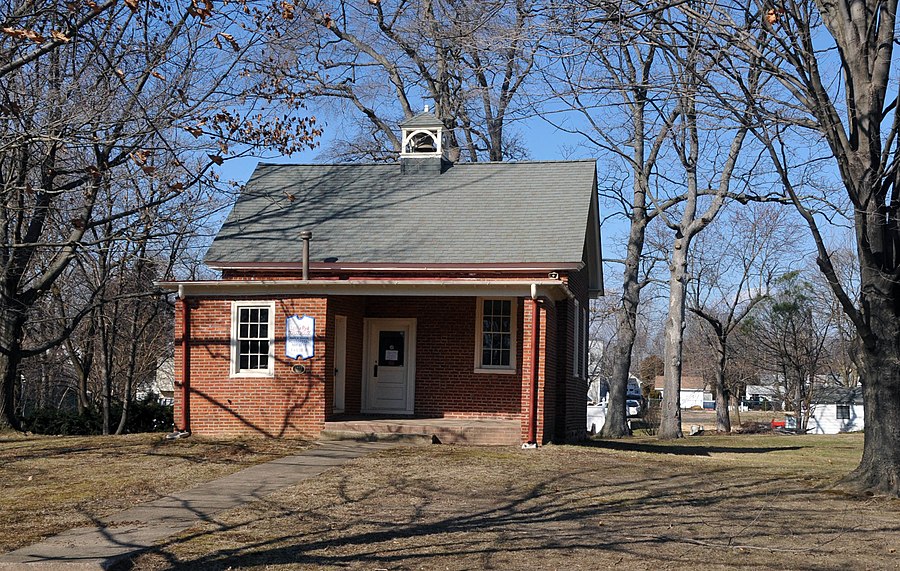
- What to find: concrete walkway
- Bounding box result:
[0,440,395,570]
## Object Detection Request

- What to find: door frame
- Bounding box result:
[333,315,347,413]
[362,318,416,414]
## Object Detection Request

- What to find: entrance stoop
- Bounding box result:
[322,417,520,446]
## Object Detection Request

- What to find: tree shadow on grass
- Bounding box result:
[114,446,900,571]
[579,438,804,456]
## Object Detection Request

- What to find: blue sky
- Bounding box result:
[217,112,595,185]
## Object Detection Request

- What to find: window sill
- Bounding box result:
[230,370,275,379]
[474,367,517,375]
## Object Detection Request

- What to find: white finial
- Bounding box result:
[424,104,429,113]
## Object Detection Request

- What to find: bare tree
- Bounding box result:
[0,0,318,429]
[612,2,759,439]
[699,0,900,494]
[270,0,541,162]
[544,1,689,437]
[742,271,833,432]
[687,203,801,431]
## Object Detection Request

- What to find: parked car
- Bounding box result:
[626,399,642,418]
[744,396,772,411]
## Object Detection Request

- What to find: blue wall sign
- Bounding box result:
[286,315,315,360]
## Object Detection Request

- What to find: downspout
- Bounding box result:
[171,286,191,438]
[525,284,541,448]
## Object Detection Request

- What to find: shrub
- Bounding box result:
[20,394,173,435]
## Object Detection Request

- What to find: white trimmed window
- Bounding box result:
[231,301,275,376]
[836,405,851,420]
[475,298,517,373]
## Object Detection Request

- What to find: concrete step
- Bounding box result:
[319,430,433,445]
[321,420,520,446]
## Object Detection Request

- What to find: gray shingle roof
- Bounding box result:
[398,111,444,129]
[205,160,598,266]
[811,387,864,405]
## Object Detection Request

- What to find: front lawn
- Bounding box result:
[128,433,900,570]
[0,432,310,554]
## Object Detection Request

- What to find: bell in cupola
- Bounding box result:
[398,106,453,174]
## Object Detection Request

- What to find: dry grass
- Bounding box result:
[127,433,900,571]
[0,431,310,554]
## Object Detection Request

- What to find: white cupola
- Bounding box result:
[399,105,446,157]
[398,106,452,174]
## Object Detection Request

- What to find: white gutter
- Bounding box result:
[156,278,574,301]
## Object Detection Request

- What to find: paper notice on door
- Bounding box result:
[384,350,399,361]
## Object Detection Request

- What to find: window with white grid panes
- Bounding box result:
[231,302,275,375]
[476,298,516,371]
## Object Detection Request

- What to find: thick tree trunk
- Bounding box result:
[601,339,633,438]
[844,295,900,495]
[600,219,647,438]
[659,238,688,439]
[0,310,25,431]
[0,354,19,431]
[712,338,731,432]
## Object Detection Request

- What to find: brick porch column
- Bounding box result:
[520,299,547,444]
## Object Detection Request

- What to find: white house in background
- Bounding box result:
[587,374,642,405]
[135,358,175,405]
[654,374,711,409]
[745,384,780,401]
[586,374,643,433]
[806,387,864,434]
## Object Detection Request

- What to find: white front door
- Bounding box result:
[364,318,416,414]
[333,315,347,413]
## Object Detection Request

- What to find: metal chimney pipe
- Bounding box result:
[300,230,312,280]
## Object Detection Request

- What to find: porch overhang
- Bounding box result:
[156,278,574,302]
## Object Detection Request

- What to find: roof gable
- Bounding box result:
[205,160,600,272]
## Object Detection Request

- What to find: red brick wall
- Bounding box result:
[326,296,365,416]
[563,267,589,441]
[174,296,328,438]
[521,299,556,444]
[363,296,523,419]
[173,289,583,443]
[541,301,558,443]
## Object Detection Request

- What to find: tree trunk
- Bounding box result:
[846,323,900,495]
[101,350,111,436]
[659,237,689,439]
[601,340,632,438]
[115,300,143,436]
[731,394,741,428]
[713,339,731,432]
[0,295,27,431]
[599,219,647,438]
[115,390,129,435]
[0,353,19,431]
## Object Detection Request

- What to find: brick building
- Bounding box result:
[160,111,603,445]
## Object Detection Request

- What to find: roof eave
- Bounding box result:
[157,278,574,302]
[205,261,585,272]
